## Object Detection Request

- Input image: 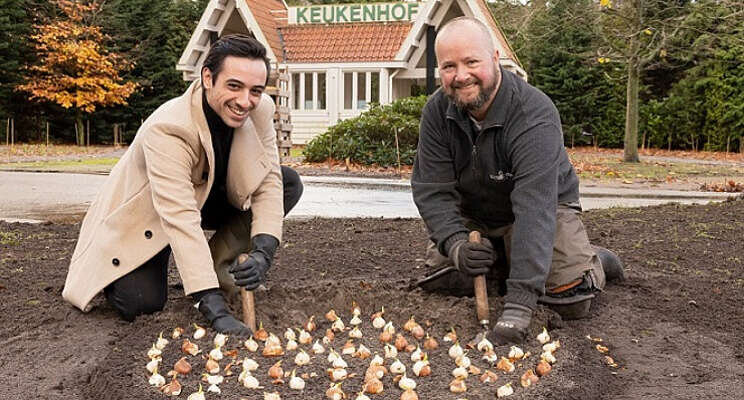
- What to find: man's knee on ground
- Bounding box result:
[104,285,167,322]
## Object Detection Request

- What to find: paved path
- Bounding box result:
[0,171,738,223]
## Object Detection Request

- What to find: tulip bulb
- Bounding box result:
[398,373,416,390]
[455,353,471,368]
[508,346,524,361]
[401,389,419,400]
[205,358,220,374]
[207,384,221,394]
[332,317,345,332]
[394,334,408,351]
[203,373,224,385]
[305,315,317,332]
[286,339,298,351]
[324,328,335,344]
[543,340,561,353]
[243,357,259,371]
[269,361,283,379]
[449,377,467,393]
[327,349,340,364]
[536,359,552,376]
[181,339,200,356]
[452,366,468,379]
[370,354,384,366]
[444,328,457,343]
[342,340,356,355]
[380,330,393,343]
[520,368,539,388]
[448,342,464,359]
[482,350,498,364]
[295,349,310,366]
[174,357,192,374]
[351,301,361,316]
[365,364,387,382]
[372,315,386,329]
[149,369,166,387]
[312,340,325,354]
[332,356,348,369]
[355,344,371,359]
[480,369,499,383]
[192,324,206,340]
[148,344,162,359]
[263,341,285,357]
[423,334,438,350]
[325,309,338,322]
[477,336,494,353]
[242,374,261,389]
[496,357,515,373]
[537,327,550,344]
[384,343,398,359]
[349,326,363,339]
[390,358,406,374]
[160,376,182,396]
[264,392,281,400]
[403,316,418,332]
[411,325,425,340]
[298,329,312,345]
[146,358,160,374]
[541,351,557,364]
[212,333,227,347]
[410,346,423,362]
[245,336,259,352]
[186,384,206,400]
[363,378,383,394]
[412,355,430,377]
[284,328,297,342]
[496,382,514,398]
[370,307,385,321]
[326,383,346,400]
[209,346,224,361]
[254,322,269,341]
[289,369,305,390]
[171,327,184,339]
[350,315,362,326]
[155,332,169,350]
[328,367,348,381]
[355,391,371,400]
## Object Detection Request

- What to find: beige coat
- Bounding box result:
[63,80,283,312]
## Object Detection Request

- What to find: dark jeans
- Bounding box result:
[104,166,303,321]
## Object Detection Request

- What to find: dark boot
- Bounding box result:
[538,272,598,320]
[593,246,625,283]
[196,290,252,336]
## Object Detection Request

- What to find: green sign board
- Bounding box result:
[289,2,420,24]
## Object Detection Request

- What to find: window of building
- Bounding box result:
[343,71,380,111]
[291,71,326,111]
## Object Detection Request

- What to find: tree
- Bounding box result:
[17,0,137,145]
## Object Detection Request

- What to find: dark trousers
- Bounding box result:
[104,166,303,321]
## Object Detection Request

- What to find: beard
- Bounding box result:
[443,67,499,114]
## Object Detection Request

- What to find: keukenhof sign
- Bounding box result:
[288,2,420,24]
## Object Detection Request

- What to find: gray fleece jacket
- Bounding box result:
[411,67,580,309]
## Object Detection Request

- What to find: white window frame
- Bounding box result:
[342,70,381,111]
[291,71,327,111]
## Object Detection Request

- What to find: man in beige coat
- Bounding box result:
[63,35,302,335]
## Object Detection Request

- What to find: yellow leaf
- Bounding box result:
[600,0,612,7]
[643,28,652,35]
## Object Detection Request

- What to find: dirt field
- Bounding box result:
[1,198,743,399]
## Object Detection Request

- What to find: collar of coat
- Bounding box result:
[445,65,515,132]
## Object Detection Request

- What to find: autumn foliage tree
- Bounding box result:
[17,0,137,145]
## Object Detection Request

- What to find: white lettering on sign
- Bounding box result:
[289,2,420,24]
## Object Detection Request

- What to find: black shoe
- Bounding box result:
[593,246,625,283]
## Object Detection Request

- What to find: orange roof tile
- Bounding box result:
[242,0,287,61]
[279,22,412,63]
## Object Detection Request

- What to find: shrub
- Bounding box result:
[303,95,428,166]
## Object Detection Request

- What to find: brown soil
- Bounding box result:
[2,199,744,399]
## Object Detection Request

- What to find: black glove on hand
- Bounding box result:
[229,234,279,290]
[488,302,532,345]
[194,289,252,336]
[448,235,494,276]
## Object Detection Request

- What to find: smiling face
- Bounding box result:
[202,56,267,128]
[435,21,501,120]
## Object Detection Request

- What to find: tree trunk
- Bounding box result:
[75,110,85,146]
[623,50,640,162]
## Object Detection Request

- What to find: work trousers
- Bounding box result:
[425,204,606,295]
[104,166,303,321]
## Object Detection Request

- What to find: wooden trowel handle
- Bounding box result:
[237,254,257,332]
[470,231,490,325]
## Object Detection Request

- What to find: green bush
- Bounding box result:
[303,95,427,166]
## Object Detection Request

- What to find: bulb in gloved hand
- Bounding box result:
[245,336,259,352]
[537,327,550,344]
[155,332,169,350]
[496,382,514,398]
[186,383,206,400]
[193,324,206,340]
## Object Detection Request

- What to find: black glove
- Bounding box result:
[447,235,494,276]
[229,234,279,290]
[488,302,532,345]
[194,289,252,336]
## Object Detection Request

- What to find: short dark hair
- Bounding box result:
[201,34,271,85]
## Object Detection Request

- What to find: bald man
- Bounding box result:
[411,17,624,344]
